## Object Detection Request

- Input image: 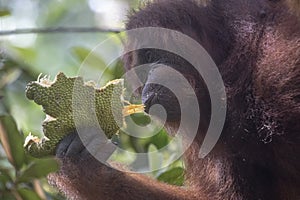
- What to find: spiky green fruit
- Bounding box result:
[24,72,144,158]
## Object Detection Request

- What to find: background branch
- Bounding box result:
[0,27,123,36]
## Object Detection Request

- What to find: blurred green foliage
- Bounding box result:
[0,115,60,200]
[0,0,185,199]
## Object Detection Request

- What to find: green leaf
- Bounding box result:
[0,9,11,17]
[0,169,13,191]
[148,129,170,149]
[0,115,26,170]
[112,60,125,79]
[71,46,90,62]
[18,188,42,200]
[42,1,69,26]
[148,144,163,171]
[157,167,184,186]
[71,46,107,70]
[18,158,59,183]
[10,47,37,65]
[130,113,151,126]
[0,169,13,183]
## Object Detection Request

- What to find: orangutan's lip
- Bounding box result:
[142,84,162,112]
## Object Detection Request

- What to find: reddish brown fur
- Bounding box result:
[49,0,300,199]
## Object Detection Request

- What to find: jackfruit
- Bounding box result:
[24,72,144,158]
